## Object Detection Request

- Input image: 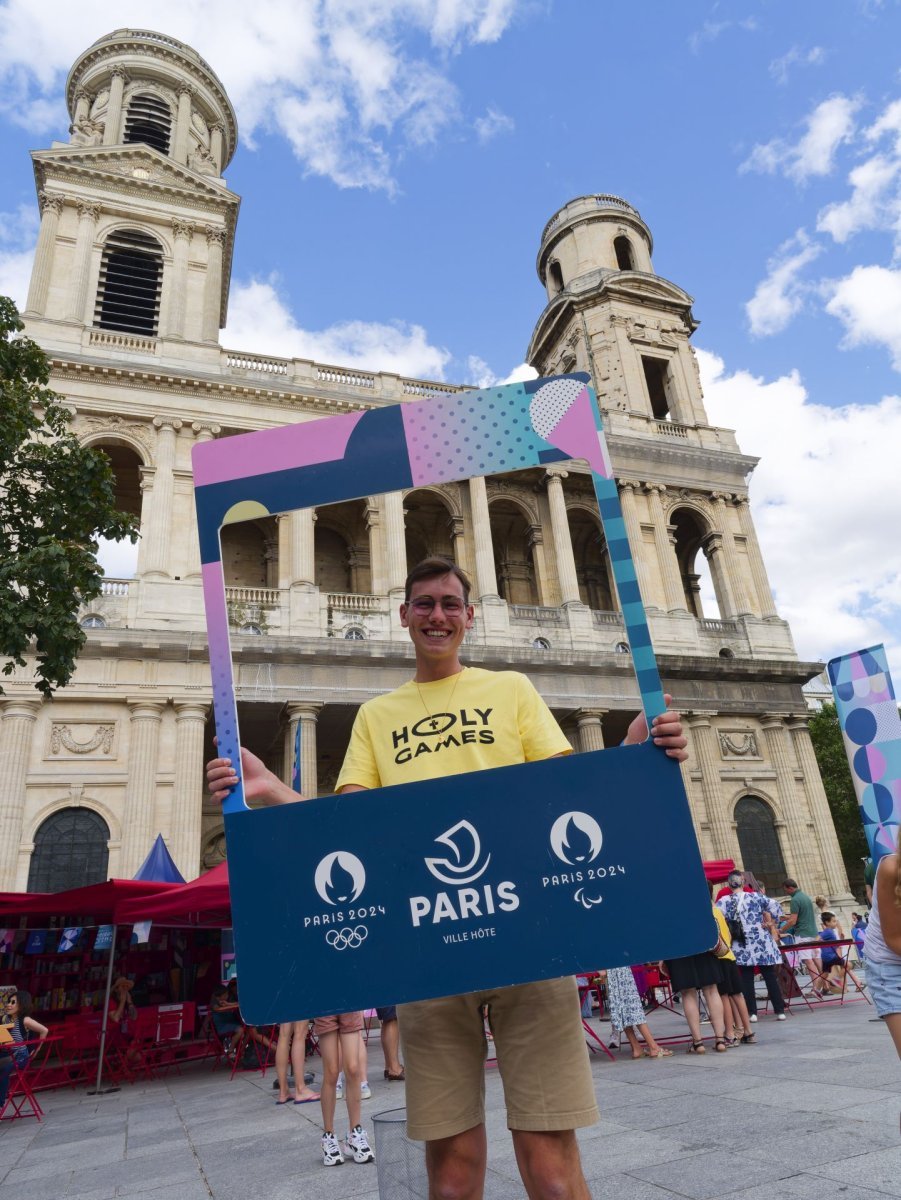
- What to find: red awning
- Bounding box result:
[116,862,231,928]
[0,878,181,924]
[703,859,736,883]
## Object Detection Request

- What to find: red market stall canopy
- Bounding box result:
[703,859,737,883]
[0,878,180,924]
[116,863,231,928]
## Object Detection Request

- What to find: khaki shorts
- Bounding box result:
[313,1011,364,1036]
[398,976,598,1142]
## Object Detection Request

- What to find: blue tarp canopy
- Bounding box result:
[132,834,186,884]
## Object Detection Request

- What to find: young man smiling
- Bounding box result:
[208,556,688,1199]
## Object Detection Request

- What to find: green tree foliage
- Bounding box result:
[808,701,869,894]
[0,296,138,696]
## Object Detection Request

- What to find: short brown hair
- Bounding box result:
[404,556,472,604]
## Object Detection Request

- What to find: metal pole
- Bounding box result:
[87,924,120,1095]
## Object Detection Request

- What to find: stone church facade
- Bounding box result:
[0,28,851,904]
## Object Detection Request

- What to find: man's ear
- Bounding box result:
[465,604,475,627]
[399,603,410,628]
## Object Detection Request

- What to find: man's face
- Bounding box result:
[400,572,474,668]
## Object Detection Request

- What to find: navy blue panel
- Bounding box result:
[197,406,413,564]
[537,448,570,465]
[628,625,652,650]
[226,742,712,1024]
[617,579,642,606]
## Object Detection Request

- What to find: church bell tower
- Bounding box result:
[23,28,240,366]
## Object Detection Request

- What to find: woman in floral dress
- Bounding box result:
[716,873,786,1020]
[602,967,672,1059]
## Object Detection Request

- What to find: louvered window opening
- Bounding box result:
[123,93,172,154]
[27,808,110,893]
[734,796,787,894]
[95,230,163,336]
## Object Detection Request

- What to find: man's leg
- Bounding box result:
[381,1015,403,1076]
[425,1124,487,1200]
[512,1129,590,1200]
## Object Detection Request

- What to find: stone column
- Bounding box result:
[102,67,127,145]
[25,192,64,317]
[702,533,738,619]
[143,419,182,577]
[171,701,208,877]
[760,714,811,880]
[711,493,751,615]
[73,89,90,126]
[645,484,685,611]
[67,200,100,324]
[187,422,219,578]
[210,123,224,173]
[617,480,654,609]
[173,84,194,164]
[282,508,316,588]
[284,703,321,796]
[787,718,853,898]
[685,713,736,860]
[735,497,778,618]
[384,492,408,594]
[468,476,498,599]
[0,701,41,888]
[544,469,582,605]
[576,708,606,753]
[167,220,192,338]
[527,523,552,606]
[120,700,165,874]
[202,226,225,342]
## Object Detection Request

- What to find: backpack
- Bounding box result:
[726,896,746,945]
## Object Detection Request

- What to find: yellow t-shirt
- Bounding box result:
[712,904,736,960]
[335,666,572,791]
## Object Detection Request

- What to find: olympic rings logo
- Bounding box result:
[325,925,368,951]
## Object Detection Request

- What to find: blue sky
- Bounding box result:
[1,0,899,681]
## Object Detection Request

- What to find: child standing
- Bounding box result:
[314,1010,375,1166]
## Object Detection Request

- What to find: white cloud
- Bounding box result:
[824,264,901,369]
[688,18,756,54]
[816,98,901,248]
[769,45,825,85]
[474,106,514,143]
[745,230,822,336]
[224,276,451,378]
[0,204,37,308]
[0,0,525,192]
[741,94,862,183]
[696,347,901,681]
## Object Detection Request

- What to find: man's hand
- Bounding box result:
[623,694,689,762]
[206,744,300,808]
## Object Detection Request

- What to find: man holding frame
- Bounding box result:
[208,554,688,1198]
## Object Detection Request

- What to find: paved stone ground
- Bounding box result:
[1,998,898,1200]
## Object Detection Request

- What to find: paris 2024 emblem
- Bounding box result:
[545,811,627,909]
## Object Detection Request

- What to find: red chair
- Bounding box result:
[229,1024,276,1080]
[577,976,615,1060]
[0,1038,50,1122]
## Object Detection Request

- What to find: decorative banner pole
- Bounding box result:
[828,643,901,868]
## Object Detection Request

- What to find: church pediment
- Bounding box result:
[599,272,693,308]
[32,145,238,210]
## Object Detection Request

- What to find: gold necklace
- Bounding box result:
[415,668,465,730]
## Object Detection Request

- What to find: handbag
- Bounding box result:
[726,897,746,946]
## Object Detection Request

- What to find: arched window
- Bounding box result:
[734,796,786,893]
[123,93,172,154]
[490,500,538,605]
[533,637,551,650]
[548,261,565,295]
[344,626,366,640]
[27,808,110,893]
[614,641,631,655]
[80,614,106,629]
[614,235,635,271]
[670,506,722,620]
[94,230,163,336]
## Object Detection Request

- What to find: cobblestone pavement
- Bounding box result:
[1,998,898,1200]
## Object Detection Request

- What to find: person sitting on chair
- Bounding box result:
[0,990,47,1110]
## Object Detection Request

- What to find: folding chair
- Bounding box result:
[642,965,679,1013]
[229,1024,276,1080]
[577,977,615,1060]
[0,1039,47,1122]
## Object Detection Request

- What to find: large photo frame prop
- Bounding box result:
[194,374,714,1023]
[828,643,901,867]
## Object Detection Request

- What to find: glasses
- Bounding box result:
[408,596,467,616]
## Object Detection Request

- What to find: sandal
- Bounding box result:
[686,1041,705,1054]
[384,1068,405,1081]
[715,1038,728,1053]
[647,1047,673,1058]
[740,1032,756,1044]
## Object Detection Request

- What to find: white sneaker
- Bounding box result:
[344,1124,375,1164]
[749,1015,757,1023]
[360,1080,372,1099]
[335,1078,344,1100]
[776,1013,787,1021]
[322,1132,344,1166]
